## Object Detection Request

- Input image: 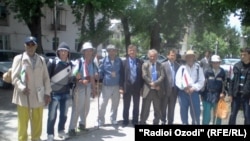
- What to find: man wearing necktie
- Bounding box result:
[122,45,144,126]
[160,49,180,125]
[140,49,164,125]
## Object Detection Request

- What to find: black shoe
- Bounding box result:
[78,124,89,131]
[132,120,138,125]
[122,121,129,127]
[68,129,77,137]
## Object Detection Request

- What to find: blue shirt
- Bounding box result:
[99,56,123,86]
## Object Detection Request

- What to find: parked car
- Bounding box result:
[220,58,240,92]
[0,50,21,88]
[140,54,167,63]
[70,52,82,60]
[41,50,57,63]
[220,58,240,78]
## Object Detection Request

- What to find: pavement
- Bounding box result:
[0,88,245,141]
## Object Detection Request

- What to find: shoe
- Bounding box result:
[111,120,118,125]
[78,124,88,131]
[47,135,54,141]
[68,129,77,137]
[122,120,129,127]
[58,130,69,139]
[95,121,104,127]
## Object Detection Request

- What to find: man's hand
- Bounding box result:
[189,87,195,94]
[184,86,190,94]
[119,89,124,94]
[227,96,232,102]
[150,82,155,87]
[44,95,51,106]
[76,73,82,80]
[79,79,89,85]
[23,88,30,95]
[155,86,160,91]
[220,93,225,98]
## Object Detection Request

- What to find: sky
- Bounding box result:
[228,13,241,33]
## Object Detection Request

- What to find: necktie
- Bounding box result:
[170,62,175,87]
[151,63,157,81]
[130,59,136,83]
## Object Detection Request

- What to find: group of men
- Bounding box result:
[11,36,250,141]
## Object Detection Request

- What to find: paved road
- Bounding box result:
[0,88,245,141]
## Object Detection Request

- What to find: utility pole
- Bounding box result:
[53,0,58,51]
[215,39,218,55]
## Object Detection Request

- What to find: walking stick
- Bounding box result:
[24,69,32,137]
[96,77,100,129]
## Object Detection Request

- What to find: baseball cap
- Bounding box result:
[25,36,37,45]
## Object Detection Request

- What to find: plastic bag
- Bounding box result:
[215,98,229,119]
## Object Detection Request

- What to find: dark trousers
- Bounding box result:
[123,85,140,124]
[47,92,71,135]
[160,87,177,124]
[140,90,161,125]
[228,95,250,125]
[178,90,201,125]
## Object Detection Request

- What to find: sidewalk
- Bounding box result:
[0,88,245,141]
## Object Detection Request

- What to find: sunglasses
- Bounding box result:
[26,43,36,46]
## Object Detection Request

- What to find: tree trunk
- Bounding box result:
[121,16,131,55]
[26,13,43,54]
[150,22,161,52]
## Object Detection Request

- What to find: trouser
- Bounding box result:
[17,105,43,141]
[69,85,91,130]
[228,95,250,125]
[178,90,200,125]
[140,90,161,125]
[98,85,120,124]
[202,100,221,125]
[123,89,140,124]
[160,87,177,124]
[47,92,71,135]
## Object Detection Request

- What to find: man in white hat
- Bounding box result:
[201,54,226,125]
[68,41,97,136]
[175,49,205,125]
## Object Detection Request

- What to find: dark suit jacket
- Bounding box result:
[142,61,164,98]
[161,60,180,97]
[122,57,144,93]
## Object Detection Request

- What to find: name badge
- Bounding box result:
[111,71,116,77]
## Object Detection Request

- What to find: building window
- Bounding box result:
[52,37,59,51]
[51,7,66,31]
[0,3,8,26]
[0,34,10,50]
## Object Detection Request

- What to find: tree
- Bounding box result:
[6,0,57,53]
[68,0,131,51]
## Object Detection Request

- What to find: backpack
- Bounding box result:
[49,58,74,88]
[3,54,23,84]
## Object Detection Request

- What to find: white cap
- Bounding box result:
[81,42,94,51]
[106,44,117,50]
[211,55,221,62]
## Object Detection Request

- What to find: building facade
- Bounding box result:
[0,3,80,52]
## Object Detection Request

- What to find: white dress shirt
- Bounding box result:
[175,63,205,91]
